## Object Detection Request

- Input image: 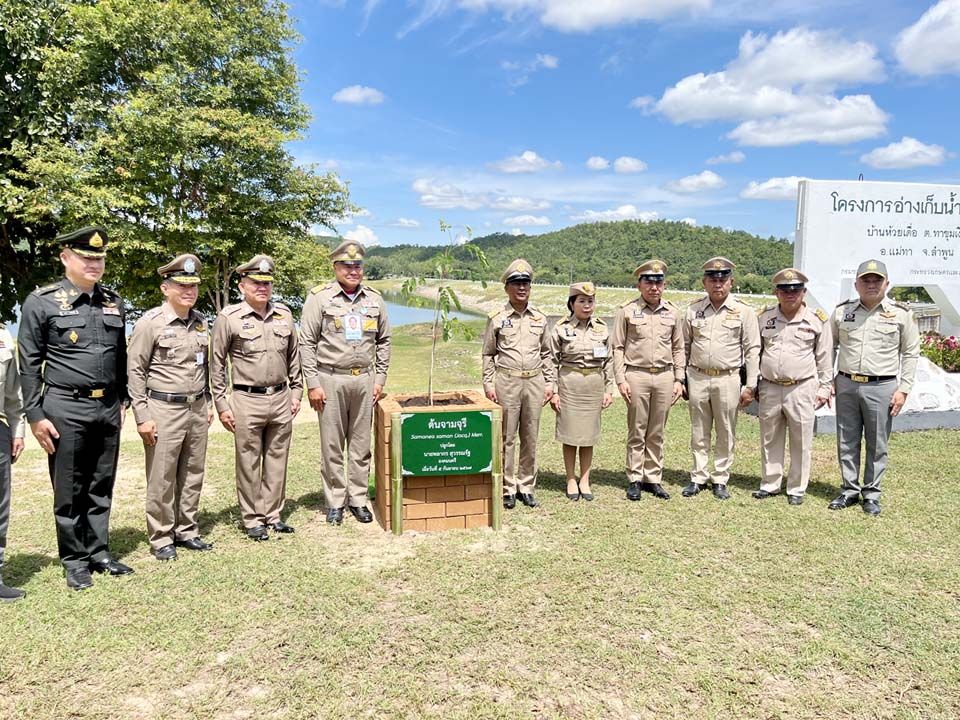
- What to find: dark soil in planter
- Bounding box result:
[398,395,469,407]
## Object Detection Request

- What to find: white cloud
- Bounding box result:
[460,0,710,32]
[344,224,380,247]
[509,228,524,236]
[613,156,647,173]
[678,217,697,225]
[860,137,948,169]
[628,95,655,112]
[536,53,559,69]
[706,151,745,165]
[503,214,551,226]
[665,170,725,193]
[393,217,421,228]
[336,208,372,226]
[412,178,550,212]
[895,0,960,76]
[332,85,385,105]
[740,176,807,201]
[502,53,560,87]
[489,195,551,211]
[490,150,562,173]
[653,27,887,146]
[570,205,659,223]
[585,156,610,170]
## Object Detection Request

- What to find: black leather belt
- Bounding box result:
[147,389,205,403]
[46,383,115,399]
[839,371,896,383]
[233,382,287,395]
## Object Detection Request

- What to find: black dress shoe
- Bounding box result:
[787,495,803,506]
[151,545,177,562]
[579,489,594,502]
[349,505,373,523]
[712,484,731,500]
[89,558,134,575]
[0,581,26,602]
[681,482,704,497]
[644,483,670,500]
[828,494,859,510]
[502,494,516,510]
[246,525,269,541]
[752,489,779,500]
[517,493,539,508]
[175,537,214,551]
[862,499,881,516]
[326,507,344,525]
[626,481,642,501]
[65,568,93,591]
[566,492,580,501]
[269,521,296,533]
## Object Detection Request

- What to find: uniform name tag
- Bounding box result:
[58,310,80,316]
[102,307,121,316]
[196,351,205,365]
[344,312,363,341]
[593,345,608,358]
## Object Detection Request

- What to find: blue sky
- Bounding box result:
[287,0,960,248]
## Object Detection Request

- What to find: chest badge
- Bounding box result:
[843,312,856,322]
[695,310,705,319]
[765,318,776,328]
[69,330,79,343]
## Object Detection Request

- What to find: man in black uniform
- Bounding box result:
[18,226,134,590]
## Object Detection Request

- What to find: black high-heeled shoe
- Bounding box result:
[579,485,594,501]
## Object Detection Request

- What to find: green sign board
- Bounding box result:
[400,410,493,476]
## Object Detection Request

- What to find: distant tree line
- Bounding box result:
[364,220,794,293]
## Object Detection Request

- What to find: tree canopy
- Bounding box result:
[0,0,349,319]
[366,220,795,293]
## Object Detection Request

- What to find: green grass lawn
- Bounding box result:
[2,324,959,719]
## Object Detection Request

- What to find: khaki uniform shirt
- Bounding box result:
[831,297,920,393]
[127,305,211,424]
[682,295,761,386]
[611,298,685,385]
[299,282,391,387]
[0,325,25,439]
[210,301,303,413]
[481,302,556,392]
[758,304,833,397]
[548,316,615,394]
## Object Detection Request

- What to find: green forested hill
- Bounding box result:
[363,220,793,292]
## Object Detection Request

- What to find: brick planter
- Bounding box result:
[373,390,503,534]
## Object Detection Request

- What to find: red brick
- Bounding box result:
[445,475,469,486]
[458,473,488,484]
[465,513,491,529]
[426,485,465,503]
[404,502,447,520]
[445,499,485,516]
[402,488,426,505]
[426,516,466,531]
[404,518,426,532]
[465,484,492,500]
[406,477,447,489]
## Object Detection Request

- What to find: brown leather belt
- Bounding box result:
[322,366,371,376]
[839,371,896,384]
[626,365,672,374]
[233,382,288,394]
[691,366,738,377]
[497,368,542,378]
[761,377,812,387]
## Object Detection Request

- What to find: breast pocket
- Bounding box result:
[239,328,264,355]
[53,316,89,348]
[691,319,707,339]
[658,317,676,339]
[363,308,380,333]
[498,326,520,349]
[272,324,292,351]
[722,319,743,339]
[323,308,345,333]
[628,317,648,340]
[876,323,899,347]
[156,337,182,364]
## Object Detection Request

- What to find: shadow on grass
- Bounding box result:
[284,491,326,514]
[1,552,58,586]
[110,526,148,559]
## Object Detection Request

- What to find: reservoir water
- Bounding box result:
[382,299,478,327]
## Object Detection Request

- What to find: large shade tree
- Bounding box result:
[0,0,350,319]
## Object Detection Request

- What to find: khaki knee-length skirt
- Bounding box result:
[555,367,604,446]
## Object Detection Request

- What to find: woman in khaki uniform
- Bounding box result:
[548,282,614,501]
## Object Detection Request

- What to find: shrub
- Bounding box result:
[921,332,960,372]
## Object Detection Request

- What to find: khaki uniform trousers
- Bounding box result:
[687,367,741,486]
[625,368,675,484]
[144,397,208,550]
[231,388,292,529]
[496,371,545,495]
[318,369,374,509]
[758,378,816,497]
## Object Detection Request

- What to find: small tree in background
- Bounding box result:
[401,219,490,405]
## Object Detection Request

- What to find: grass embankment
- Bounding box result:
[2,321,958,719]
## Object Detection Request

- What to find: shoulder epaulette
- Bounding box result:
[530,308,546,320]
[487,308,501,319]
[619,297,637,309]
[144,307,163,319]
[223,304,243,316]
[664,299,679,310]
[814,308,828,322]
[836,298,857,307]
[891,300,911,311]
[309,283,329,295]
[760,305,776,316]
[35,283,60,295]
[593,317,607,326]
[362,285,381,296]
